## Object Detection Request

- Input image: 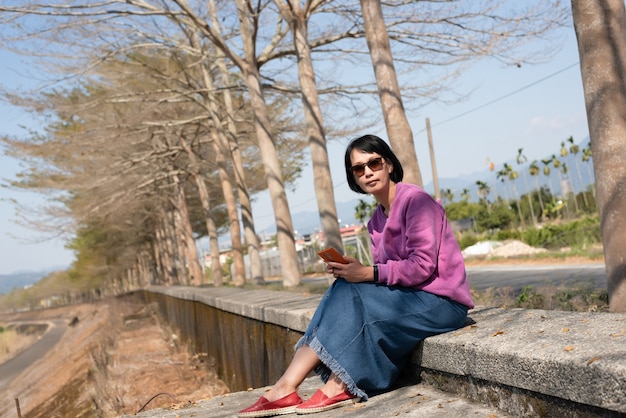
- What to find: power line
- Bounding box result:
[421,62,580,132]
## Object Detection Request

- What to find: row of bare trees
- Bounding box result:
[9,1,625,307]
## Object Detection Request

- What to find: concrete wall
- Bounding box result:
[134,286,626,417]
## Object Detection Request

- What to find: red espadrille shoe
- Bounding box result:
[295,389,360,414]
[238,391,303,417]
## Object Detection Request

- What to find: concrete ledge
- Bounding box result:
[144,286,626,416]
[415,307,626,416]
[148,285,320,332]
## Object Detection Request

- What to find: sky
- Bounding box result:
[0,24,590,275]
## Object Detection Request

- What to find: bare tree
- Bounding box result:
[174,0,303,285]
[274,0,344,254]
[206,3,265,283]
[171,172,204,286]
[360,0,423,186]
[178,132,224,286]
[572,0,626,312]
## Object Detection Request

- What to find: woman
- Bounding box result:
[238,134,474,417]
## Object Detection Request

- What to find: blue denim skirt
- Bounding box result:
[294,278,468,400]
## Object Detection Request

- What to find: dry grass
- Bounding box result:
[0,326,38,364]
[0,300,229,417]
[470,282,609,312]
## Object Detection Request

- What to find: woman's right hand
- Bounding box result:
[326,257,373,283]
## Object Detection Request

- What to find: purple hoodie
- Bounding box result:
[368,182,474,309]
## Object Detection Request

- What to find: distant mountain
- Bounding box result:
[0,271,43,294]
[0,266,66,295]
[290,199,365,236]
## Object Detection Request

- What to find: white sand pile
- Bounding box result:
[462,240,547,258]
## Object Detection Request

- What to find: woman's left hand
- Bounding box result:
[325,256,373,283]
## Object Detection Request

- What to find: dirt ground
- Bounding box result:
[0,298,229,417]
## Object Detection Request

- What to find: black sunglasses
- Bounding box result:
[351,157,384,177]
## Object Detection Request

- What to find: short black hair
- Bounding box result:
[344,134,404,194]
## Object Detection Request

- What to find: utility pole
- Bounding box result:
[426,118,440,202]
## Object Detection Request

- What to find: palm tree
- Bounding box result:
[567,136,589,208]
[516,148,536,224]
[500,162,525,227]
[529,160,545,216]
[475,180,491,205]
[557,143,573,214]
[541,156,556,198]
[581,144,596,201]
[560,161,577,217]
[440,188,455,205]
[496,167,510,201]
[461,188,470,203]
[354,199,377,226]
[552,155,574,207]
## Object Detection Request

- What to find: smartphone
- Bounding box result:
[317,247,348,264]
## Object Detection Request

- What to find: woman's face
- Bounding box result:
[350,148,393,195]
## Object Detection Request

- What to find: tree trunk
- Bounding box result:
[211,128,246,285]
[227,120,265,284]
[572,0,626,312]
[235,0,301,286]
[152,230,164,284]
[360,0,423,187]
[190,32,246,286]
[158,212,179,285]
[180,135,224,287]
[172,174,204,286]
[278,0,344,254]
[193,168,224,287]
[219,75,264,284]
[208,0,264,284]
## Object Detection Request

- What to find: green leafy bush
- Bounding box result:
[516,285,545,309]
[457,233,478,250]
[522,215,601,249]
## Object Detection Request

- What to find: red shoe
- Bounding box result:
[295,389,360,414]
[238,391,302,417]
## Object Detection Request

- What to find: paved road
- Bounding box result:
[466,263,607,291]
[0,320,67,393]
[302,263,608,291]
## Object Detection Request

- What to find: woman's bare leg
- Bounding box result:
[318,372,348,397]
[262,345,321,401]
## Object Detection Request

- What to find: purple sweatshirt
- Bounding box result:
[368,182,474,309]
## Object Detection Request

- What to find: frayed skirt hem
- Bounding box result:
[295,334,369,401]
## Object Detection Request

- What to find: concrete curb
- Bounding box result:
[137,286,626,417]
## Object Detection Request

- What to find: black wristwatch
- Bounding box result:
[373,264,379,282]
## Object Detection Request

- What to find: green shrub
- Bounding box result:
[457,233,478,250]
[516,285,545,309]
[552,281,608,311]
[521,215,601,249]
[494,229,521,241]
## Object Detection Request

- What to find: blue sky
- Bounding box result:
[0,25,589,275]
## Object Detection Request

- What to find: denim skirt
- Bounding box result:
[294,278,468,400]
